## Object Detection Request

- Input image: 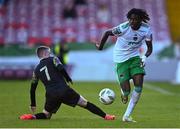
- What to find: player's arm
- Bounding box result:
[30,71,39,112]
[144,29,153,58]
[145,40,153,57]
[144,27,153,57]
[96,29,114,50]
[141,34,153,67]
[53,57,73,84]
[96,24,123,50]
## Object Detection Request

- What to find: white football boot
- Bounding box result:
[122,115,136,122]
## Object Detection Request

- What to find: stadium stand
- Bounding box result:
[1,0,171,45]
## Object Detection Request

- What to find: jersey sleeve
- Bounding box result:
[112,25,122,36]
[31,71,39,84]
[112,21,129,36]
[53,56,72,83]
[145,28,153,41]
[30,71,39,106]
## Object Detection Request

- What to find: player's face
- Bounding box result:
[129,14,142,30]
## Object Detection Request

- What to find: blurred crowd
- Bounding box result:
[0,0,116,47]
[0,0,174,49]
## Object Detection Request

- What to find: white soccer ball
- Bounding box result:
[99,88,115,105]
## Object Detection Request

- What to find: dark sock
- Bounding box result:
[84,102,106,118]
[35,113,47,119]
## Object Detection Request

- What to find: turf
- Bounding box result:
[0,80,180,128]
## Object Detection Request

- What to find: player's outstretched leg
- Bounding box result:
[19,114,36,120]
[77,95,115,120]
[20,111,52,120]
[84,101,115,120]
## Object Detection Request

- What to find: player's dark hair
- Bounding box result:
[127,8,150,23]
[36,46,50,58]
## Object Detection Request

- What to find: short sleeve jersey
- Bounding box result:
[112,21,152,63]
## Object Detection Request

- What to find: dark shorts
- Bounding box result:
[44,87,80,113]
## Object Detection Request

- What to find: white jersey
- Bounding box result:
[112,21,152,63]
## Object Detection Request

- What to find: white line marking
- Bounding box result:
[144,83,175,96]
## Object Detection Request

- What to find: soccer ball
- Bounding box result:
[99,88,115,105]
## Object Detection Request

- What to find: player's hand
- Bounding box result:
[30,106,36,113]
[140,55,147,67]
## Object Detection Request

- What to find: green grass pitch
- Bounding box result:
[0,80,180,128]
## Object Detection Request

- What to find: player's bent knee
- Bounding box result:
[77,95,87,107]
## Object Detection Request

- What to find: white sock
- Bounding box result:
[123,90,141,117]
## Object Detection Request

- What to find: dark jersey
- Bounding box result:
[30,56,72,106]
[34,56,67,88]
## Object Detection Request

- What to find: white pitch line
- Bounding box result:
[144,83,175,96]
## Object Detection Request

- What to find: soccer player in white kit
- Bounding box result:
[96,8,153,122]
